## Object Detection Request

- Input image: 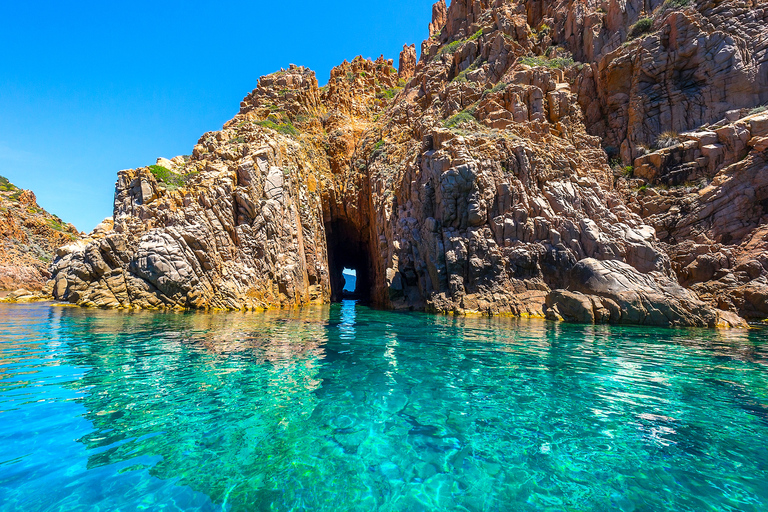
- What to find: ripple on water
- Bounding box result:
[0,302,767,511]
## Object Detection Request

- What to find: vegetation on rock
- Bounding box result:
[653,131,682,150]
[255,119,299,137]
[628,18,653,39]
[444,110,478,128]
[519,55,574,69]
[148,165,198,191]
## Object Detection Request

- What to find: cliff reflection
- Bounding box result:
[58,305,331,508]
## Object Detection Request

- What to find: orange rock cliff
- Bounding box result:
[0,176,79,291]
[46,0,768,326]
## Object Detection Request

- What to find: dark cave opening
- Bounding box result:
[325,219,373,303]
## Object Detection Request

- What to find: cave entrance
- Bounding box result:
[326,219,373,303]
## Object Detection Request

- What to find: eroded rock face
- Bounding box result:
[49,0,765,326]
[524,0,768,160]
[429,0,448,38]
[51,127,330,310]
[619,110,768,320]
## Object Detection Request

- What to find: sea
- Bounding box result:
[1,301,767,511]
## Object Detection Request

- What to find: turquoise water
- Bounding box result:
[1,302,767,511]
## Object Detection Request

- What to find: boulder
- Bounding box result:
[546,259,744,328]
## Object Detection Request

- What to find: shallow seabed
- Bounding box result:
[1,301,767,511]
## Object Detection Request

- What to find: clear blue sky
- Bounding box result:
[0,0,437,232]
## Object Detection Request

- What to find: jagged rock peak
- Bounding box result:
[238,65,321,123]
[429,0,448,37]
[399,44,417,79]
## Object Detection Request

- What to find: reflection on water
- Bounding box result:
[1,302,768,511]
[338,299,357,341]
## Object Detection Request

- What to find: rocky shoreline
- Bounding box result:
[39,0,767,328]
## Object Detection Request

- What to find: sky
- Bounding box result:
[0,0,439,232]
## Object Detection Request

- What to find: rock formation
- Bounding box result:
[620,109,768,323]
[49,0,767,326]
[399,44,417,80]
[0,175,79,291]
[546,258,746,327]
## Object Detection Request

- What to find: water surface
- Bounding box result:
[1,302,767,511]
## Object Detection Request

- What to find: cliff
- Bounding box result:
[49,0,767,326]
[0,175,79,291]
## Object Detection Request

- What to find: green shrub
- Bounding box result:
[483,82,507,96]
[0,175,17,192]
[659,0,692,11]
[256,119,299,137]
[371,139,386,158]
[376,87,402,100]
[453,66,474,83]
[628,18,653,39]
[468,29,483,41]
[519,55,574,69]
[749,104,768,115]
[279,123,299,136]
[148,165,198,191]
[436,40,463,58]
[434,31,487,62]
[444,110,477,128]
[48,218,68,232]
[149,165,183,190]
